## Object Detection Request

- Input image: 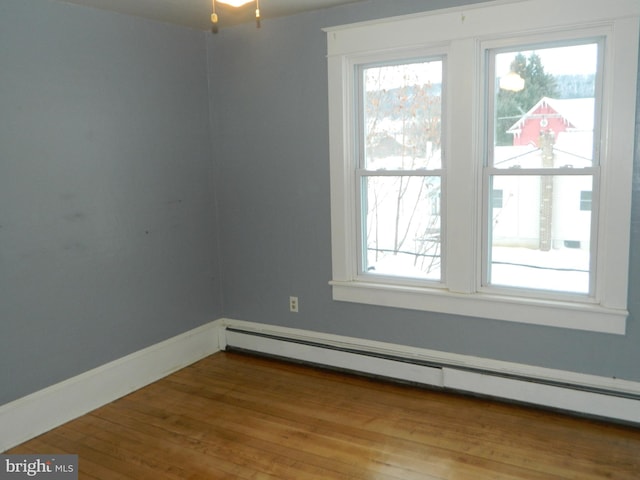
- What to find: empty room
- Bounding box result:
[1,0,639,478]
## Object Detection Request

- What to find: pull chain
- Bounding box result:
[211,0,218,24]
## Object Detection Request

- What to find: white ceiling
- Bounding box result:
[56,0,365,31]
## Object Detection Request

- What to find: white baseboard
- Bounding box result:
[220,318,640,424]
[0,320,223,452]
[4,317,639,452]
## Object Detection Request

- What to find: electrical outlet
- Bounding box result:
[289,296,299,313]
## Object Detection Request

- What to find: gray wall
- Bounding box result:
[208,0,640,382]
[2,0,638,408]
[0,0,222,404]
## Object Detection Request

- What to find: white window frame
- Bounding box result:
[324,0,639,334]
[481,35,604,298]
[355,52,447,285]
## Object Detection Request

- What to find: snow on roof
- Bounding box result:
[507,97,595,133]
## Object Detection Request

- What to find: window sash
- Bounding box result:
[482,36,603,299]
[484,38,605,170]
[356,170,444,283]
[358,57,446,172]
[482,170,598,297]
[355,55,446,283]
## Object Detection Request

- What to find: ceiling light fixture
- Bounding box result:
[211,0,261,28]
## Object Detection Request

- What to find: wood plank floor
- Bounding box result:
[7,351,640,479]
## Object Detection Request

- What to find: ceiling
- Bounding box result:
[56,0,365,31]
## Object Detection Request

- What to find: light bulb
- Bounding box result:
[217,0,253,7]
[499,71,525,92]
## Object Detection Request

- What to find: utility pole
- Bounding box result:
[538,129,555,251]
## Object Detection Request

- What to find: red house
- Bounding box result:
[506,97,595,147]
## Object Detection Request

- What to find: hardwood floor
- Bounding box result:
[7,351,640,479]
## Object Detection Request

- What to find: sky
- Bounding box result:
[364,42,599,92]
[495,42,599,77]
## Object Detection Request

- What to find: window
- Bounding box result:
[325,0,639,334]
[485,41,601,295]
[359,59,444,281]
[492,189,504,209]
[580,191,592,212]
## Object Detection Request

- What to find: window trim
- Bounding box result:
[324,0,639,334]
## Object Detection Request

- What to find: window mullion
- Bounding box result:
[445,38,480,294]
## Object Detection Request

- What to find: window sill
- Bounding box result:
[330,280,627,335]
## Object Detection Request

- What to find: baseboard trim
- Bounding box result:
[5,317,639,451]
[0,320,223,452]
[220,318,640,424]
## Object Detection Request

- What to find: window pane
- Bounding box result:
[363,176,441,280]
[492,43,598,168]
[363,60,443,170]
[488,175,592,294]
[580,190,592,211]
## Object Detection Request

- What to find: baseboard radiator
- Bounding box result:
[223,325,640,425]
